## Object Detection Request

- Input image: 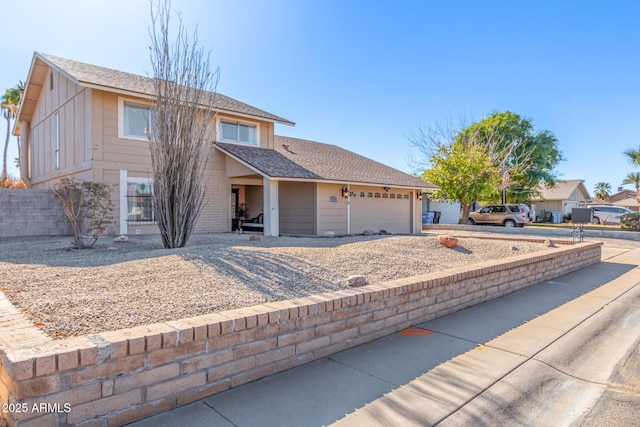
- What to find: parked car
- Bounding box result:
[519,204,535,222]
[468,204,530,227]
[589,205,635,225]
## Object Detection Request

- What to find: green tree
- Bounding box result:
[1,82,23,181]
[459,111,563,202]
[622,172,640,205]
[409,116,534,222]
[593,182,612,200]
[419,135,502,223]
[623,147,640,167]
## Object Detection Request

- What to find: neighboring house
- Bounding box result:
[531,179,591,216]
[608,189,636,204]
[605,189,638,212]
[14,52,433,236]
[610,197,639,212]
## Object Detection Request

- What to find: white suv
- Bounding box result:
[590,205,635,225]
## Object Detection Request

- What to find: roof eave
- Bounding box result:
[78,82,295,126]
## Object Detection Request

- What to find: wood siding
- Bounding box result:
[28,69,93,188]
[279,181,316,235]
[316,183,348,234]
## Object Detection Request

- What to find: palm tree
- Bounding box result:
[593,182,612,201]
[624,147,640,168]
[622,172,640,205]
[2,82,24,181]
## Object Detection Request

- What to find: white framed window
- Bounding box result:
[126,180,155,223]
[119,98,152,140]
[54,113,60,169]
[218,118,259,145]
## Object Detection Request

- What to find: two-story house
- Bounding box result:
[15,53,433,236]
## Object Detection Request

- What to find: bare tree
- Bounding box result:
[148,0,220,248]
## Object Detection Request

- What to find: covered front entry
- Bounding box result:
[349,187,412,234]
[231,184,264,231]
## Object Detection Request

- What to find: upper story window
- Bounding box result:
[119,98,152,140]
[219,120,258,145]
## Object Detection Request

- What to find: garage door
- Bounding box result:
[350,189,411,234]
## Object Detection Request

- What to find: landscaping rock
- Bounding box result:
[379,229,389,235]
[249,235,260,242]
[347,275,368,287]
[363,229,376,236]
[323,231,336,238]
[437,235,458,248]
[113,235,129,243]
[544,239,555,247]
[511,246,520,251]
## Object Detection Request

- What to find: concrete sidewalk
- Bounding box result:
[130,247,640,427]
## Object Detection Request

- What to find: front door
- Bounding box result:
[231,188,239,231]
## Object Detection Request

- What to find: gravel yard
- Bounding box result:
[0,231,596,339]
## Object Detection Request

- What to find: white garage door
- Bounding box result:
[350,189,411,234]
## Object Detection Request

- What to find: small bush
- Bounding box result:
[0,176,26,188]
[51,177,114,248]
[620,213,640,231]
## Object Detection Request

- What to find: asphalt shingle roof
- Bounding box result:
[532,179,590,201]
[38,53,294,125]
[216,136,433,189]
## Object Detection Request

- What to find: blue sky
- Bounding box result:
[3,0,640,196]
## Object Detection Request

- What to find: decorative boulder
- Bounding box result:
[249,235,260,242]
[544,239,555,247]
[347,275,368,287]
[324,231,336,238]
[113,235,129,243]
[437,235,458,248]
[363,229,376,236]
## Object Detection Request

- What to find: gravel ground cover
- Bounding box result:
[0,232,562,339]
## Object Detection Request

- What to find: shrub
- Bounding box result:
[0,176,26,188]
[51,177,114,248]
[620,213,640,231]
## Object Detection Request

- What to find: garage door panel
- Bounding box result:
[350,191,411,234]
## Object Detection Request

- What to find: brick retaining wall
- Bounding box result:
[0,189,71,238]
[0,242,602,426]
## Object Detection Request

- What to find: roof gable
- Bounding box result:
[17,52,294,127]
[532,179,591,201]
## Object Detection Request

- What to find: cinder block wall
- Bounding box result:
[0,189,71,237]
[0,242,602,426]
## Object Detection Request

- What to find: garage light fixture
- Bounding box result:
[383,187,390,192]
[342,186,349,198]
[417,191,423,200]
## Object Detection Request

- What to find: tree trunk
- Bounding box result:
[460,202,472,224]
[3,115,10,181]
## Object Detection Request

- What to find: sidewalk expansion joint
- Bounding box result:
[433,272,640,426]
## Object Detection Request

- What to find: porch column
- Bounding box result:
[263,178,279,236]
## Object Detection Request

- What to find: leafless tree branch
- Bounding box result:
[148,0,220,248]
